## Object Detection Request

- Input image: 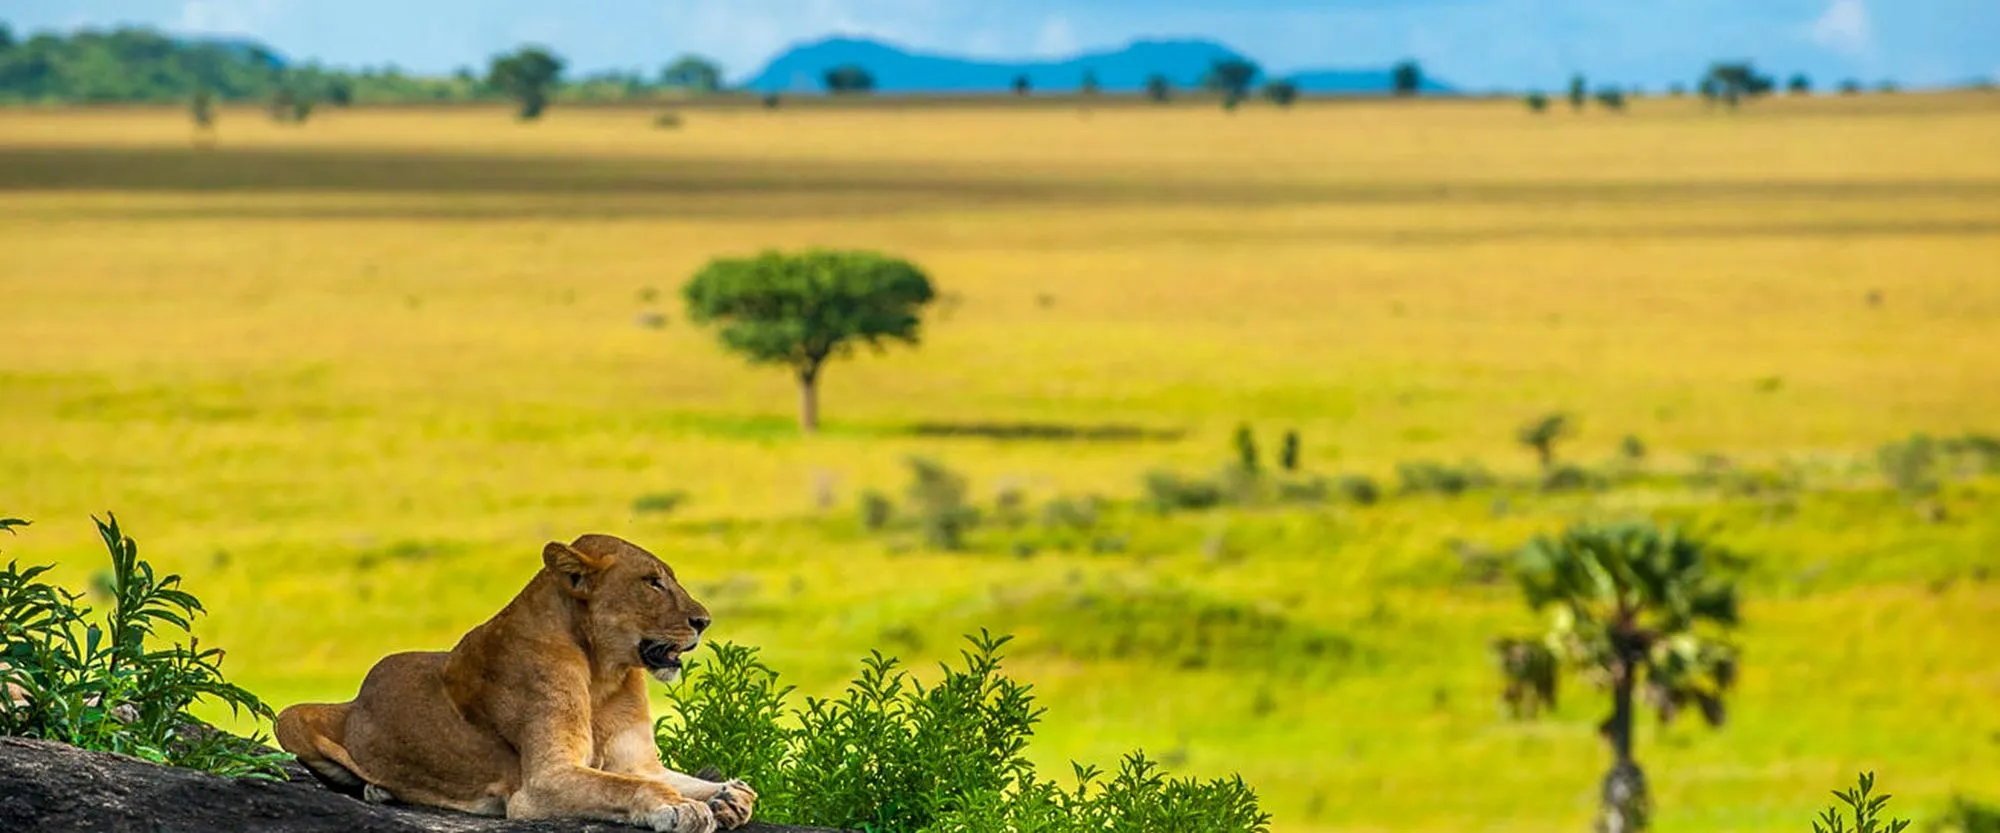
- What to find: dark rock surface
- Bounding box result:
[0,737,845,833]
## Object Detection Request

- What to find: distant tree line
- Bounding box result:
[0,24,726,107]
[1521,60,1927,114]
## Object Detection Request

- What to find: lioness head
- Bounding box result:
[542,534,712,683]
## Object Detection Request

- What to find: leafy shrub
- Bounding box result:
[858,489,894,531]
[1525,91,1550,112]
[0,514,284,778]
[1279,430,1301,472]
[1040,496,1101,532]
[1142,470,1224,513]
[653,111,684,129]
[1540,464,1602,493]
[1812,772,1910,833]
[1275,477,1328,504]
[1876,435,1940,498]
[1929,794,2000,833]
[657,632,1271,833]
[1337,475,1382,506]
[1516,412,1573,470]
[906,456,980,551]
[1396,460,1495,497]
[1620,434,1648,463]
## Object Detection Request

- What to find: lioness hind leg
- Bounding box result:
[274,702,368,796]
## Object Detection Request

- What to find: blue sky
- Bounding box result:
[3,0,1995,90]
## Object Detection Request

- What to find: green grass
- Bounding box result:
[3,95,1999,831]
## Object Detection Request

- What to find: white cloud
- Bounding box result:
[175,0,285,35]
[1033,15,1077,58]
[1806,0,1874,58]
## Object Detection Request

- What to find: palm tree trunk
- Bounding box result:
[1596,661,1651,833]
[797,366,820,435]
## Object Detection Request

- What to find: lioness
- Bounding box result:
[275,534,756,833]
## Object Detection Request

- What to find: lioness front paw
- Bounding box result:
[645,799,717,833]
[707,779,757,830]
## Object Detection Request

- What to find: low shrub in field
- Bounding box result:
[1396,460,1495,497]
[0,514,284,778]
[1142,470,1225,513]
[906,456,980,551]
[657,633,1271,833]
[1929,794,2000,833]
[1336,474,1382,506]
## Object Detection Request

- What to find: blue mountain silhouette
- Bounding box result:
[742,36,1455,95]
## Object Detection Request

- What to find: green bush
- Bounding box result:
[1396,460,1495,497]
[1811,772,1910,833]
[1877,434,1941,498]
[0,514,283,778]
[1930,794,2000,833]
[906,457,980,550]
[657,632,1271,832]
[858,489,894,531]
[1142,470,1224,513]
[1337,475,1382,506]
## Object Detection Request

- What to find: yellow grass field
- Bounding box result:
[4,94,1999,831]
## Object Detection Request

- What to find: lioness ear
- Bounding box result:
[543,541,611,596]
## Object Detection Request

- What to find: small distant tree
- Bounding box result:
[1787,73,1812,95]
[1525,91,1550,113]
[1703,61,1775,108]
[1205,57,1261,106]
[1233,424,1259,473]
[1667,82,1687,97]
[1568,74,1588,111]
[1145,74,1172,103]
[683,250,936,434]
[1079,69,1100,96]
[325,79,353,106]
[190,88,215,130]
[823,64,876,94]
[1279,430,1301,472]
[269,86,314,123]
[1499,522,1744,833]
[1012,74,1031,96]
[1391,60,1423,97]
[1839,79,1862,95]
[0,22,14,51]
[1595,88,1627,112]
[1264,79,1299,107]
[660,55,724,93]
[487,46,564,120]
[1516,412,1572,471]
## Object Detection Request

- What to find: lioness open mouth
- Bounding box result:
[638,639,691,671]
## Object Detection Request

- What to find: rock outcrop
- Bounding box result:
[0,737,844,833]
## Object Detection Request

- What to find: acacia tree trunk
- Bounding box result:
[1596,659,1651,833]
[797,366,820,434]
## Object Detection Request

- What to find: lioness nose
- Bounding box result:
[689,616,710,634]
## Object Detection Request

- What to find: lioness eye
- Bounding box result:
[645,576,666,591]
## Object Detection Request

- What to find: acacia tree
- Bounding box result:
[660,55,723,93]
[1205,57,1261,108]
[683,250,936,434]
[1498,522,1744,833]
[823,64,876,94]
[487,46,564,119]
[1516,412,1573,471]
[1391,60,1423,96]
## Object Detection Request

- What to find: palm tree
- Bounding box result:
[1517,412,1573,471]
[1498,521,1744,833]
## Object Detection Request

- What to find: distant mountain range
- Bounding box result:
[742,36,1457,96]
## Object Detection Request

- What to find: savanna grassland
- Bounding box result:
[4,93,1999,832]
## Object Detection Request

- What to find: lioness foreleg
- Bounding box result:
[599,724,757,830]
[511,724,716,833]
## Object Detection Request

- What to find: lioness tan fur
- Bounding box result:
[275,534,756,833]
